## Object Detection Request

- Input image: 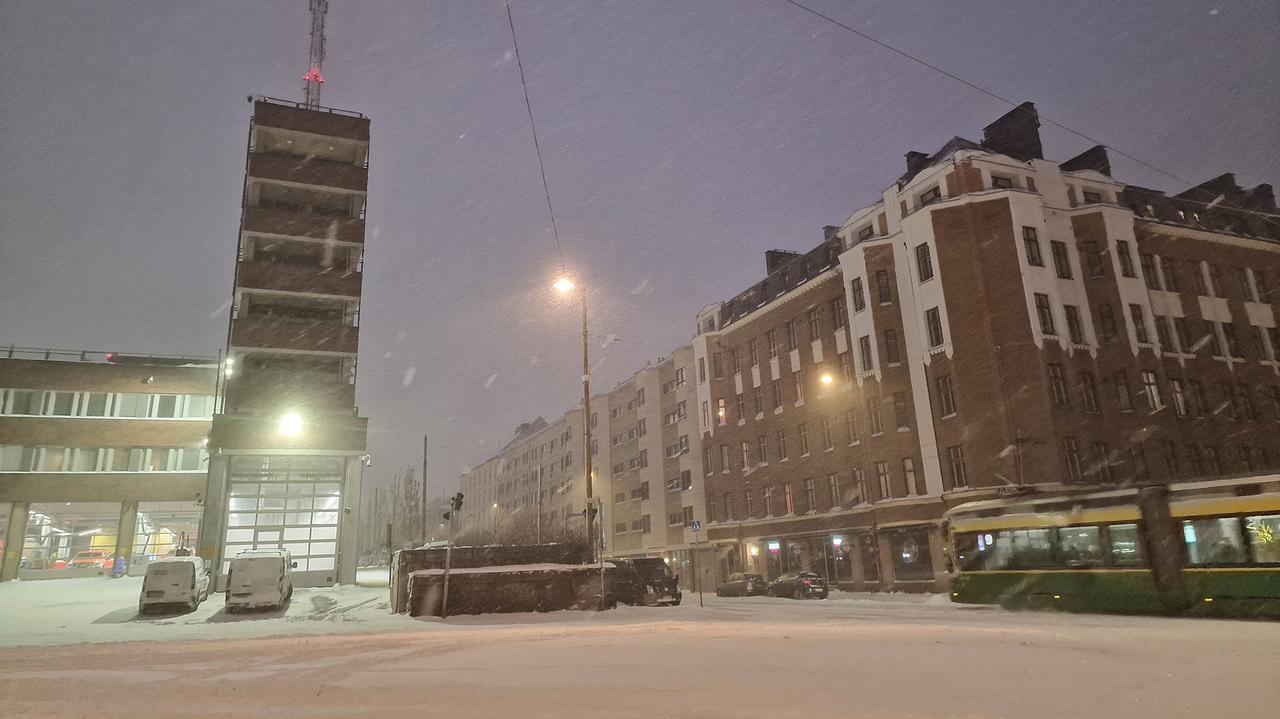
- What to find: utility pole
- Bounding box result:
[427,434,437,545]
[579,288,594,561]
[441,492,463,618]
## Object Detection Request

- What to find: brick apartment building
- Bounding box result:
[198,97,371,588]
[693,102,1280,591]
[0,349,215,582]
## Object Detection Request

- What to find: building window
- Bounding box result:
[844,409,858,444]
[1080,371,1099,413]
[1064,305,1084,344]
[875,270,893,304]
[786,319,798,351]
[831,298,847,329]
[771,379,783,410]
[1080,240,1103,278]
[1130,304,1149,343]
[1050,241,1072,279]
[1048,364,1069,406]
[797,423,809,454]
[919,186,941,206]
[793,370,805,403]
[723,492,735,521]
[850,278,867,312]
[859,335,874,372]
[734,393,744,421]
[1114,371,1134,411]
[765,330,778,359]
[875,462,891,500]
[868,397,883,434]
[1097,303,1117,342]
[1223,322,1241,358]
[744,489,754,517]
[946,445,968,489]
[1024,229,1044,266]
[839,352,853,381]
[1208,264,1224,297]
[783,483,795,514]
[827,473,841,508]
[884,328,901,364]
[713,353,724,379]
[858,225,875,241]
[1062,437,1083,481]
[1154,315,1174,353]
[1035,293,1056,335]
[892,392,910,430]
[1141,370,1163,410]
[1130,445,1149,482]
[1160,259,1181,292]
[1093,442,1114,482]
[697,357,706,383]
[703,447,713,475]
[1139,254,1161,290]
[1170,378,1188,417]
[757,435,769,465]
[915,243,934,282]
[716,398,727,426]
[719,445,730,472]
[740,441,750,468]
[992,175,1014,189]
[763,487,774,516]
[749,338,760,367]
[925,307,944,347]
[1116,240,1136,277]
[776,429,788,460]
[753,387,764,416]
[936,374,956,417]
[903,457,922,496]
[807,309,821,341]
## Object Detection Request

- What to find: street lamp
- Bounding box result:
[820,373,834,386]
[554,275,595,561]
[279,412,303,437]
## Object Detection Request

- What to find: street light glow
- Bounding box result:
[279,412,303,437]
[820,373,834,385]
[553,277,576,293]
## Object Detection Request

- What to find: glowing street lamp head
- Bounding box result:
[553,277,576,294]
[820,373,834,386]
[279,412,303,437]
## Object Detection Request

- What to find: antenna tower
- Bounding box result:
[302,0,328,109]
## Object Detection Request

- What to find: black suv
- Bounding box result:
[611,557,682,606]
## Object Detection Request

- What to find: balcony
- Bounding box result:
[223,374,356,415]
[231,318,358,355]
[249,152,368,193]
[237,260,362,299]
[243,206,364,244]
[254,99,370,143]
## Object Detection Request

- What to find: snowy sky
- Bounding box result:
[1,0,1277,497]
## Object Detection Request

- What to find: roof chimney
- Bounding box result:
[1060,145,1112,177]
[905,151,930,177]
[981,101,1043,161]
[765,250,801,275]
[822,225,841,242]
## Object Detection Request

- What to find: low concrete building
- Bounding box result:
[0,348,216,582]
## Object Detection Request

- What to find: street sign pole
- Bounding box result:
[691,519,703,608]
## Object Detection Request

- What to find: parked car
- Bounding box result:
[767,572,829,599]
[715,572,767,597]
[139,556,211,614]
[611,557,682,606]
[225,549,295,612]
[68,550,113,570]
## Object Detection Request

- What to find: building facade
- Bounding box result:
[694,102,1280,591]
[198,97,371,588]
[0,349,215,582]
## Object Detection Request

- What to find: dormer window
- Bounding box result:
[857,225,875,241]
[1082,190,1103,204]
[920,186,941,206]
[991,175,1014,189]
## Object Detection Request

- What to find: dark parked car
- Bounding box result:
[715,572,767,597]
[767,571,829,599]
[611,557,682,606]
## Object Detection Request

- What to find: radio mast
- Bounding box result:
[302,0,328,109]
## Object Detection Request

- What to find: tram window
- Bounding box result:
[1182,518,1247,565]
[1245,514,1280,563]
[990,529,1052,569]
[1057,526,1103,566]
[954,533,985,571]
[1107,524,1142,565]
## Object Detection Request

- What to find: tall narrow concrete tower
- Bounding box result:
[199,3,370,588]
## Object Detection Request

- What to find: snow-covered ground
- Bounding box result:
[1,576,1276,717]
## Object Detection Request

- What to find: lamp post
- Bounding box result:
[554,276,594,562]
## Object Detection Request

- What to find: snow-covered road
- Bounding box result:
[1,576,1276,718]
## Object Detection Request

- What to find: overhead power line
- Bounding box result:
[781,0,1207,192]
[506,1,566,272]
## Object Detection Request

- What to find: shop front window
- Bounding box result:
[19,502,122,579]
[891,528,934,581]
[129,501,202,575]
[859,534,880,583]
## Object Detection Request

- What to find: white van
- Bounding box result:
[225,549,295,612]
[139,556,211,613]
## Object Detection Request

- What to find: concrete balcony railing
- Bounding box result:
[254,100,370,143]
[237,260,362,299]
[230,318,359,355]
[249,152,368,193]
[243,206,365,244]
[222,375,356,415]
